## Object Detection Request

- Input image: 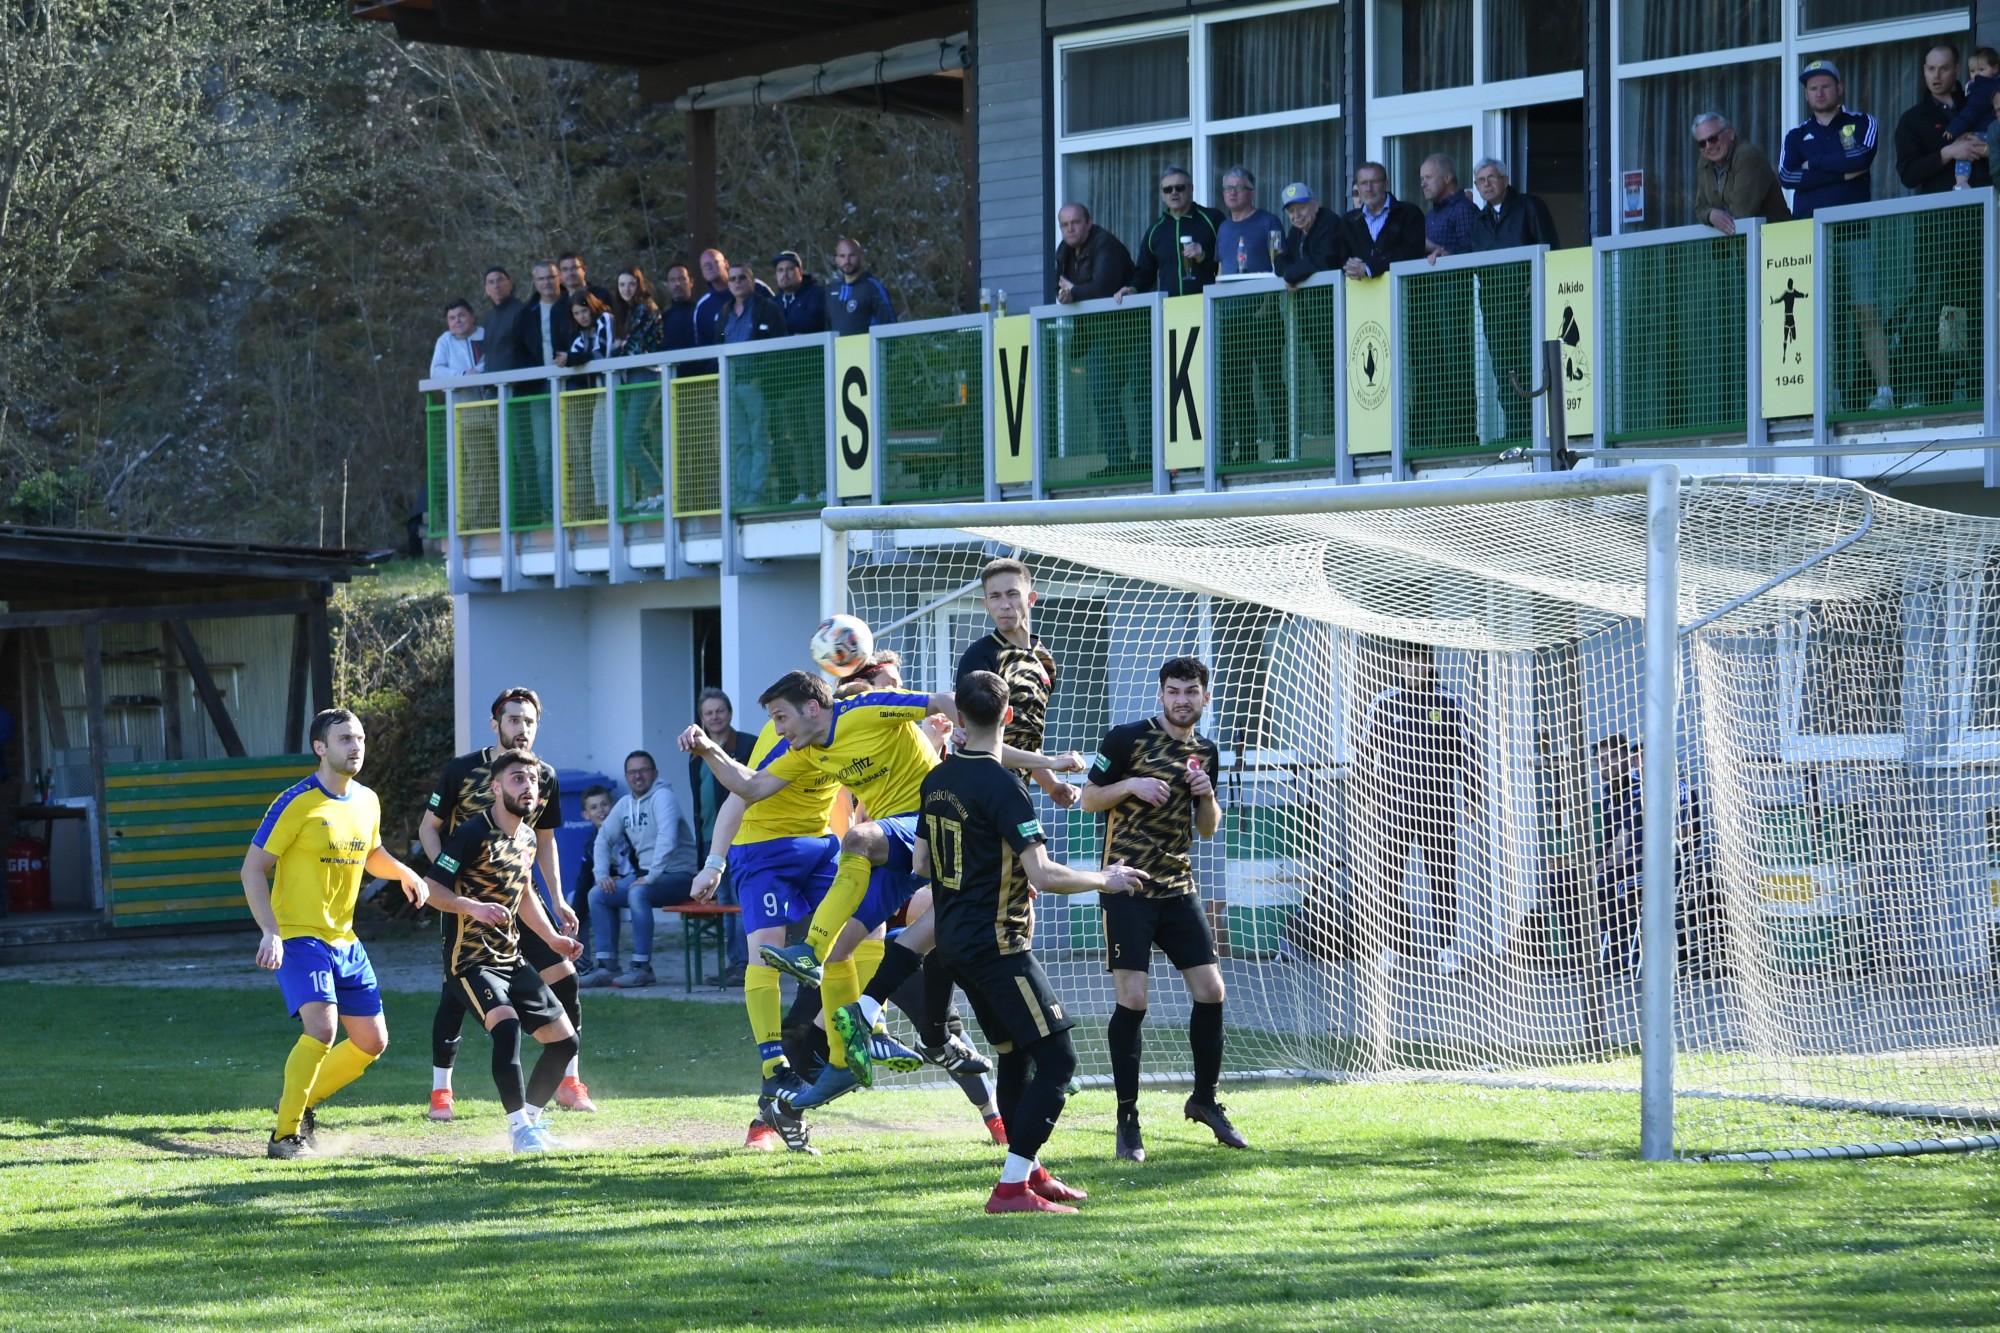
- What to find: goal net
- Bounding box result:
[829,469,2000,1161]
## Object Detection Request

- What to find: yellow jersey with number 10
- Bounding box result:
[764,691,939,820]
[251,775,381,945]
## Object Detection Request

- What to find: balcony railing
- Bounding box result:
[419,193,2000,590]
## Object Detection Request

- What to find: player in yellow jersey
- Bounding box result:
[240,708,429,1159]
[681,668,1080,1108]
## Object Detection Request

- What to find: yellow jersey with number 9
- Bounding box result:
[764,691,939,820]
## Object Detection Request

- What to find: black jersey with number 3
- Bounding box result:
[1087,718,1220,898]
[920,750,1048,957]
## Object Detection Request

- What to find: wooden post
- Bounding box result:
[167,620,248,759]
[283,613,310,753]
[309,583,334,715]
[688,109,718,256]
[29,627,70,752]
[158,622,185,760]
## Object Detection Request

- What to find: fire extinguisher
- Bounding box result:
[6,835,51,913]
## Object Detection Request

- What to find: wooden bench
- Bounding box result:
[661,901,741,992]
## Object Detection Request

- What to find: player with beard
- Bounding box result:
[420,688,589,1119]
[1082,656,1248,1161]
[425,749,585,1153]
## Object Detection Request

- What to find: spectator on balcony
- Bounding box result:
[1894,43,1992,194]
[1419,155,1479,260]
[1341,162,1426,280]
[1215,166,1282,276]
[1784,60,1894,411]
[1465,159,1562,252]
[1275,183,1346,287]
[1691,113,1791,232]
[660,264,701,354]
[612,269,663,357]
[713,266,789,502]
[1054,203,1133,303]
[1943,48,2000,152]
[429,300,484,379]
[1119,166,1225,299]
[1779,61,1880,218]
[557,251,614,305]
[773,251,827,335]
[693,249,733,337]
[478,267,532,375]
[829,237,896,335]
[513,259,568,518]
[555,291,614,372]
[557,290,616,510]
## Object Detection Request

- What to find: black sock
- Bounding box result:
[431,994,464,1069]
[862,940,926,1005]
[995,1048,1030,1130]
[527,1032,578,1109]
[919,950,956,1048]
[1007,1031,1078,1164]
[489,1018,525,1113]
[1190,1000,1225,1104]
[550,972,581,1033]
[1108,1004,1146,1113]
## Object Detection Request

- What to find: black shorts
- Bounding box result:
[1102,892,1217,973]
[521,928,568,973]
[447,961,567,1034]
[938,943,1073,1055]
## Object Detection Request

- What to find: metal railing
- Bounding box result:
[416,192,2000,588]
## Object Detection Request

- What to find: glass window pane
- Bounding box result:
[1617,60,1779,231]
[1802,0,1961,30]
[1063,36,1190,136]
[1376,0,1472,96]
[1618,0,1776,64]
[1209,6,1342,120]
[1061,140,1197,273]
[1385,128,1473,206]
[1209,120,1344,220]
[1798,36,1942,203]
[1488,0,1585,82]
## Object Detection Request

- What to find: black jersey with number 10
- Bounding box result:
[919,750,1048,957]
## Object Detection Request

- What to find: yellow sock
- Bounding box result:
[822,959,860,1067]
[307,1040,378,1107]
[746,964,785,1078]
[275,1034,330,1138]
[805,854,873,958]
[852,937,886,994]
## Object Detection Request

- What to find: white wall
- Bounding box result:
[720,561,821,716]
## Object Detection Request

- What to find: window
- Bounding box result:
[1055,4,1343,274]
[1617,59,1780,232]
[1618,0,1777,64]
[1375,0,1472,95]
[1486,0,1585,82]
[1802,0,1962,30]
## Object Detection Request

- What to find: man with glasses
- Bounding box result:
[1466,158,1561,446]
[1118,166,1225,300]
[585,750,699,989]
[1340,161,1426,281]
[556,251,613,305]
[1691,113,1790,233]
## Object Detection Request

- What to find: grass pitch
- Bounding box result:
[3,981,1997,1332]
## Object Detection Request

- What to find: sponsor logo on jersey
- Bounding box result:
[1018,820,1044,840]
[437,854,460,873]
[1092,753,1110,771]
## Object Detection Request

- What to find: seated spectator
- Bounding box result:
[571,783,633,962]
[829,237,896,335]
[612,268,663,356]
[1276,183,1348,286]
[689,689,757,982]
[584,750,697,989]
[429,299,484,379]
[1054,203,1133,303]
[1896,43,1993,194]
[1119,165,1225,299]
[1341,162,1427,279]
[1467,158,1563,250]
[1691,114,1791,232]
[773,251,828,334]
[1215,166,1283,275]
[555,290,615,373]
[1419,154,1479,260]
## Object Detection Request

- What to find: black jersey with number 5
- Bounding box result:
[919,750,1048,957]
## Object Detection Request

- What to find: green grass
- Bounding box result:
[350,556,448,597]
[4,981,1998,1331]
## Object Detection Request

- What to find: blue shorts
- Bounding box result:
[736,834,842,934]
[853,813,924,933]
[275,936,382,1018]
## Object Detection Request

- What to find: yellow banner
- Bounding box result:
[1345,275,1392,456]
[1544,247,1595,439]
[1760,219,1815,420]
[990,315,1033,486]
[1161,294,1207,471]
[834,334,873,499]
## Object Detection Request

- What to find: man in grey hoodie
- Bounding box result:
[584,750,699,988]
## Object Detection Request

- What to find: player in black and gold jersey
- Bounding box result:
[918,670,1147,1213]
[425,749,584,1154]
[1082,655,1248,1161]
[420,687,590,1120]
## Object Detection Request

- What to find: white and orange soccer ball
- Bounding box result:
[809,614,874,679]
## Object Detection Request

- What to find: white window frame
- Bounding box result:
[1052,0,1345,251]
[1606,4,1970,235]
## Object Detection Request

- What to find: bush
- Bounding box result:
[332,560,453,846]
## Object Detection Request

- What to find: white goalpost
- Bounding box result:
[820,466,2000,1163]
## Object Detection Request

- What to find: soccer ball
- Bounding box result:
[809,614,874,679]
